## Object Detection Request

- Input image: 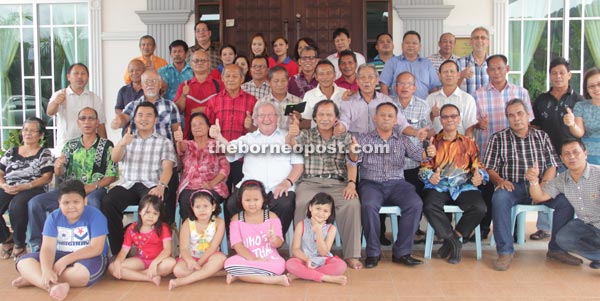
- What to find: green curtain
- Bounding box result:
[0,13,20,126]
[583,1,600,67]
[521,1,548,74]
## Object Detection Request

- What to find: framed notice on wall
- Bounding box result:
[454,37,490,57]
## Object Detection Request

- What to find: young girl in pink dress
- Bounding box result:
[169,190,227,290]
[107,195,176,286]
[224,180,289,286]
[286,193,347,285]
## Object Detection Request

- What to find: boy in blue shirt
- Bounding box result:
[12,180,108,301]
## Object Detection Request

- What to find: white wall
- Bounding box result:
[390,0,494,55]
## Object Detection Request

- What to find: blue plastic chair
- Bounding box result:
[424,205,482,260]
[360,206,402,248]
[490,204,554,246]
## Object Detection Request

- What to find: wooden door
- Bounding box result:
[223,0,364,59]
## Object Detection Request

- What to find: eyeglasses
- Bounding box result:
[300,56,318,61]
[191,59,209,64]
[257,113,277,119]
[396,81,414,87]
[78,116,97,121]
[440,114,459,120]
[143,79,160,85]
[21,128,41,133]
[587,81,600,90]
[252,65,268,70]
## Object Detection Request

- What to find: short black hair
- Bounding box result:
[294,37,319,61]
[332,28,350,40]
[560,138,586,154]
[486,54,508,66]
[306,192,336,224]
[139,35,156,47]
[237,180,270,210]
[338,49,357,63]
[312,99,340,119]
[403,30,421,43]
[268,65,288,81]
[169,40,189,53]
[133,101,158,118]
[375,102,398,115]
[375,32,393,43]
[439,59,459,73]
[315,59,335,73]
[219,44,237,56]
[440,103,461,116]
[58,180,86,200]
[67,63,89,75]
[188,112,211,140]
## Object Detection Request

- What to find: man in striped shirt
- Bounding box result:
[484,99,579,271]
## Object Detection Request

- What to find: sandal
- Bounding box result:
[1,236,14,260]
[530,230,550,240]
[345,258,363,270]
[11,246,26,260]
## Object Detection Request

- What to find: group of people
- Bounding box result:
[1,21,600,300]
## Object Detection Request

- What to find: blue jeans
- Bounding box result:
[491,182,574,255]
[28,188,106,251]
[556,219,600,262]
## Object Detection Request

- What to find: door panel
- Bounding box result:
[223,0,363,59]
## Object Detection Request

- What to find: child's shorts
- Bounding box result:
[17,251,108,286]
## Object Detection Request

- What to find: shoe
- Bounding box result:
[436,239,450,259]
[380,235,392,246]
[392,255,423,266]
[447,233,462,264]
[364,256,380,269]
[494,254,514,271]
[415,229,426,236]
[590,261,600,269]
[546,251,583,266]
[530,230,551,240]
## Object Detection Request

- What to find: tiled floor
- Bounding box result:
[1,228,599,300]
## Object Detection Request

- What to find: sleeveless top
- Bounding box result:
[238,209,269,222]
[301,217,332,267]
[189,217,217,258]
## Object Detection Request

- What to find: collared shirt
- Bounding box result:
[339,91,409,136]
[189,43,221,70]
[227,128,304,193]
[259,93,302,130]
[123,96,181,142]
[288,72,318,98]
[174,76,223,138]
[115,83,144,110]
[419,133,488,200]
[426,52,459,72]
[241,80,272,100]
[301,84,347,127]
[296,128,351,179]
[380,54,441,99]
[275,56,299,77]
[483,127,559,183]
[177,139,229,198]
[350,127,424,182]
[544,164,600,229]
[532,88,583,154]
[326,51,367,79]
[475,83,533,158]
[396,96,432,170]
[204,89,257,141]
[370,55,387,92]
[456,53,489,98]
[61,135,117,184]
[49,87,106,152]
[120,132,177,189]
[334,76,359,91]
[158,63,194,101]
[426,87,478,134]
[123,55,168,84]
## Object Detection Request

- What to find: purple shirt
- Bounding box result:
[288,72,318,98]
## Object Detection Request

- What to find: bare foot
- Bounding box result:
[11,276,31,288]
[225,273,236,285]
[322,275,347,286]
[168,279,177,291]
[150,275,161,287]
[49,283,70,301]
[277,275,290,287]
[345,258,363,270]
[286,273,297,282]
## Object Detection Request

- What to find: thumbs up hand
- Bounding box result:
[426,137,436,157]
[563,107,575,127]
[55,88,67,105]
[182,80,190,96]
[287,115,300,138]
[209,118,222,139]
[174,127,184,142]
[122,126,134,146]
[429,167,442,185]
[244,111,253,130]
[471,167,483,186]
[526,162,540,184]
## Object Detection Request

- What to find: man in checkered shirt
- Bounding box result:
[528,139,600,269]
[101,102,176,255]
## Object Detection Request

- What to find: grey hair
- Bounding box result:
[252,100,282,127]
[356,63,378,77]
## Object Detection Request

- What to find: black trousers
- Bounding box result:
[422,189,487,239]
[0,187,45,247]
[101,183,156,255]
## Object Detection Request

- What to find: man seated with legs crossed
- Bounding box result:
[528,139,600,269]
[419,104,487,264]
[348,102,436,268]
[484,98,578,271]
